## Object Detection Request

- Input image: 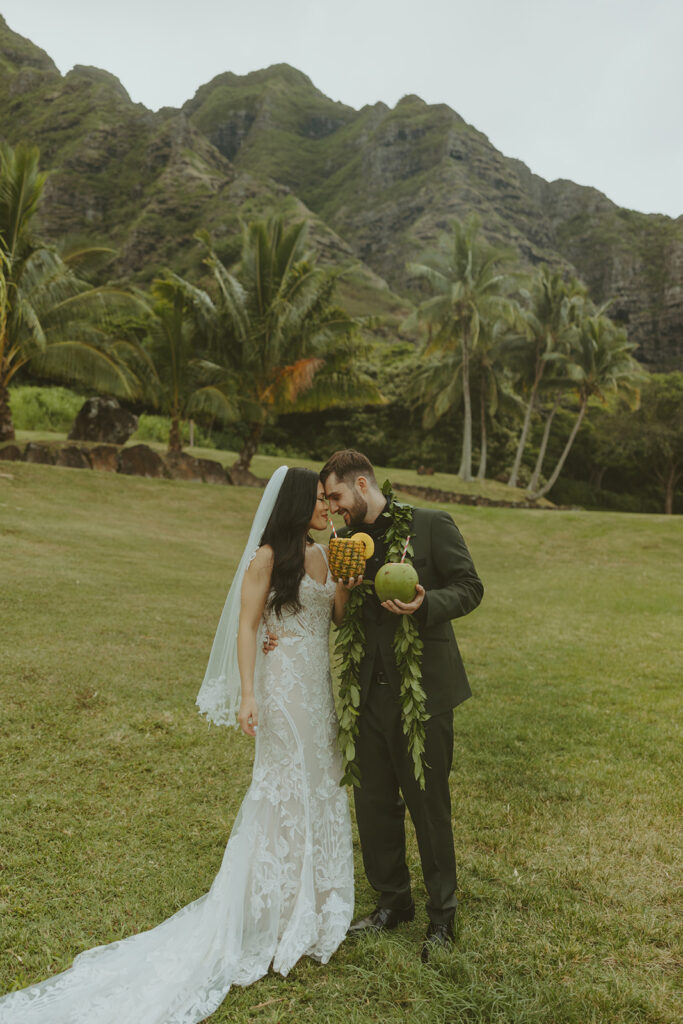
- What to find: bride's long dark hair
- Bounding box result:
[260,467,320,617]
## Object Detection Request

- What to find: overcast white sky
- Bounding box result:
[3,0,681,217]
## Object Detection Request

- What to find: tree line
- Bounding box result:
[406,216,645,499]
[1,142,680,511]
[0,143,380,474]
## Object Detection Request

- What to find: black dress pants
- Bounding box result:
[353,677,458,924]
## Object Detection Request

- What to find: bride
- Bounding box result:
[0,466,355,1024]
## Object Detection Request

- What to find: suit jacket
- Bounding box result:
[346,506,483,716]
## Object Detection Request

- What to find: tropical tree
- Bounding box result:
[0,142,139,442]
[0,251,11,440]
[412,317,516,481]
[592,373,683,514]
[504,268,587,487]
[199,216,382,473]
[525,344,579,495]
[407,215,514,481]
[528,314,641,500]
[641,372,683,514]
[411,349,463,432]
[133,274,239,453]
[471,320,519,480]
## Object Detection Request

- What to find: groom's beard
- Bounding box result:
[345,490,368,529]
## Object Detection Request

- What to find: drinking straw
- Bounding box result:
[330,519,338,538]
[400,535,411,563]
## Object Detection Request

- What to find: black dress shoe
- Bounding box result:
[347,903,415,935]
[421,920,454,961]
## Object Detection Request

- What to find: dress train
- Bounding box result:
[0,554,353,1023]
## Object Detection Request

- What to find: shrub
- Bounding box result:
[9,385,85,432]
[133,414,216,449]
[9,386,217,451]
[548,477,661,513]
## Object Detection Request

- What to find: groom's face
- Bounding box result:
[324,473,368,529]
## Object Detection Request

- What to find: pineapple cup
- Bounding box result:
[329,537,366,581]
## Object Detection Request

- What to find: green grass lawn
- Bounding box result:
[0,462,680,1023]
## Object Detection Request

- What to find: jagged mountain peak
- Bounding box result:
[0,14,58,75]
[361,100,390,114]
[395,93,427,108]
[184,61,353,114]
[65,65,132,103]
[231,63,317,89]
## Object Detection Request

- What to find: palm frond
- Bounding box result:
[185,385,240,423]
[30,341,137,398]
[288,363,385,413]
[262,357,325,408]
[0,142,46,260]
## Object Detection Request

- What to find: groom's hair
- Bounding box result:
[320,449,377,487]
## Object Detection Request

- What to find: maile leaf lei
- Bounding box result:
[335,480,428,789]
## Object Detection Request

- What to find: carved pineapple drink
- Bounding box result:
[329,533,374,581]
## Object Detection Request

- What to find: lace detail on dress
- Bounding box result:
[0,546,353,1024]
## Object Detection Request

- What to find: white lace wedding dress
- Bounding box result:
[0,547,353,1024]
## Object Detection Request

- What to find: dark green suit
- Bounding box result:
[347,504,483,924]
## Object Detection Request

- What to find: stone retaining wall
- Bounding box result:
[394,482,561,510]
[0,444,563,506]
[0,441,234,485]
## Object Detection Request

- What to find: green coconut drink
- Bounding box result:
[374,562,419,603]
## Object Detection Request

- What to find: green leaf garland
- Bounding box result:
[335,480,428,789]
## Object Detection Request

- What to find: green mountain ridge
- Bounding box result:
[0,17,402,321]
[1,14,680,366]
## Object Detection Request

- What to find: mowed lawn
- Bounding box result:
[0,462,680,1024]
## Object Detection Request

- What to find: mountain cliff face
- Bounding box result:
[535,178,683,366]
[186,70,682,367]
[0,18,390,308]
[1,15,680,366]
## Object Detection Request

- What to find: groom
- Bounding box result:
[320,449,483,961]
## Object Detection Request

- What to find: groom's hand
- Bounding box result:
[262,631,278,653]
[381,584,425,616]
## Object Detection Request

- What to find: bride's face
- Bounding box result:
[308,482,329,531]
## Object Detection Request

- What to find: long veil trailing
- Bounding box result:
[196,464,288,727]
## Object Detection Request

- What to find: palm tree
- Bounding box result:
[0,250,12,441]
[525,346,578,495]
[411,345,463,429]
[471,319,520,480]
[199,216,382,473]
[407,215,514,481]
[133,274,240,453]
[528,315,641,500]
[0,142,139,442]
[504,268,587,487]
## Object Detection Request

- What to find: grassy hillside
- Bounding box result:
[1,463,680,1022]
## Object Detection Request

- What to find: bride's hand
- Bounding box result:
[336,575,364,590]
[238,696,259,737]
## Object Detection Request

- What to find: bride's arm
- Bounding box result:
[333,576,362,626]
[237,546,273,737]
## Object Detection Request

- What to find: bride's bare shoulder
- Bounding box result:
[248,544,274,574]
